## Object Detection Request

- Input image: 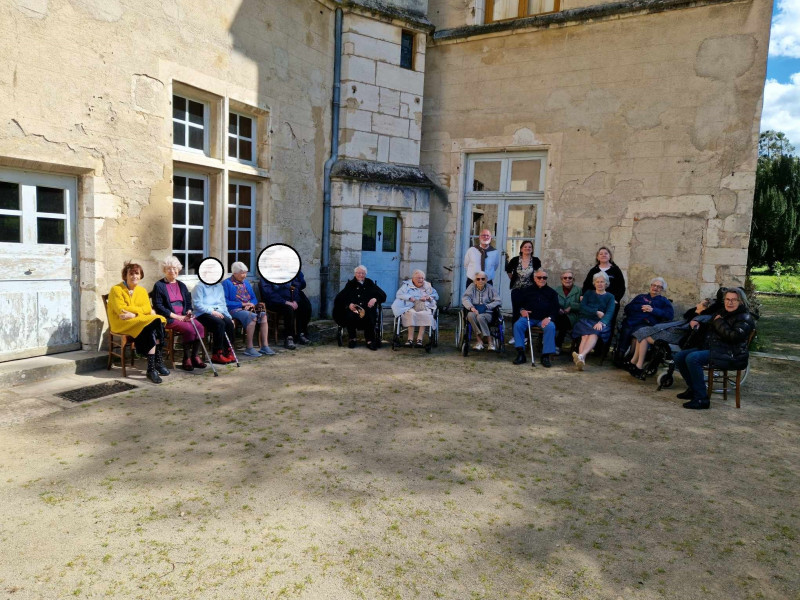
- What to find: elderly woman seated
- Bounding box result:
[333,265,387,350]
[462,270,501,351]
[108,261,168,383]
[391,269,439,347]
[192,279,236,364]
[623,277,674,378]
[571,271,616,370]
[554,269,581,350]
[222,262,275,357]
[151,256,207,371]
[674,287,755,410]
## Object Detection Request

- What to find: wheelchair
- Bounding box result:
[391,308,439,353]
[455,306,506,357]
[336,304,384,348]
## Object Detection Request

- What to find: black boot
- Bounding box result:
[512,348,527,365]
[146,354,162,384]
[676,388,694,400]
[153,347,170,376]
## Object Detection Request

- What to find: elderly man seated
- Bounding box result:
[461,270,501,350]
[511,268,559,367]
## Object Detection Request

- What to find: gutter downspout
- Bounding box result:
[320,6,342,318]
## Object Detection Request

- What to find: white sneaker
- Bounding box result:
[473,342,484,351]
[572,351,579,365]
[487,342,497,351]
[576,354,585,371]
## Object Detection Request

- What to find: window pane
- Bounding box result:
[510,160,542,192]
[473,161,502,191]
[188,126,204,150]
[37,186,65,214]
[228,230,237,249]
[0,215,21,243]
[493,0,519,20]
[189,203,204,225]
[172,202,185,225]
[228,184,237,201]
[238,230,251,249]
[240,116,252,138]
[228,136,238,158]
[189,229,203,251]
[506,204,538,247]
[188,178,204,202]
[187,253,202,275]
[173,176,187,198]
[400,31,414,70]
[173,228,186,251]
[228,207,237,227]
[229,254,238,271]
[468,204,498,246]
[188,100,204,125]
[362,215,377,251]
[238,185,252,206]
[239,140,253,162]
[527,0,556,14]
[173,95,186,119]
[0,181,20,210]
[239,207,251,226]
[229,112,238,135]
[37,217,65,244]
[382,216,397,252]
[173,122,186,146]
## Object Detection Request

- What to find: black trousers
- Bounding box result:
[133,319,165,355]
[267,293,312,339]
[342,308,378,342]
[196,313,235,352]
[554,313,573,346]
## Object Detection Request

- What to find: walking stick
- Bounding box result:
[526,315,536,367]
[223,331,240,367]
[189,315,218,377]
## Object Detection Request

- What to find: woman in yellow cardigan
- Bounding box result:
[108,262,169,383]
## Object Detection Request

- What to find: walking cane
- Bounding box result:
[526,314,537,367]
[223,331,240,367]
[189,315,218,377]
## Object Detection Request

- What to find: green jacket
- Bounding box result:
[555,284,582,327]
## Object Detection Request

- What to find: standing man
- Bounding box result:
[511,269,559,367]
[464,229,500,288]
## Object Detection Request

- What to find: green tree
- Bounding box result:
[749,134,800,270]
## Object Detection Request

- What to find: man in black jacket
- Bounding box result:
[511,269,560,367]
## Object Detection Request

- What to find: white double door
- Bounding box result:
[0,168,79,361]
[461,199,543,312]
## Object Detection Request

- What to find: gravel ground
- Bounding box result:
[0,338,797,600]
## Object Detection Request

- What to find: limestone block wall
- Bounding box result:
[0,0,334,348]
[339,14,427,165]
[421,0,771,308]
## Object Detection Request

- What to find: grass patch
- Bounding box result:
[752,294,800,355]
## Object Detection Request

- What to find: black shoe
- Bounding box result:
[146,355,162,384]
[512,349,526,365]
[153,350,170,376]
[348,339,357,349]
[629,366,643,379]
[541,354,551,368]
[366,341,378,351]
[683,398,710,410]
[676,389,694,400]
[285,336,296,350]
[298,333,310,345]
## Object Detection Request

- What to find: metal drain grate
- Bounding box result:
[56,381,138,403]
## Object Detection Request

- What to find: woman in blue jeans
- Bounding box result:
[674,288,755,410]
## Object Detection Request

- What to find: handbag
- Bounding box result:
[474,304,487,314]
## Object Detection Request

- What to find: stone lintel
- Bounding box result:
[330,158,434,187]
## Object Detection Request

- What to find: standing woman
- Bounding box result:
[581,246,626,304]
[505,240,541,318]
[107,262,169,384]
[152,256,207,371]
[571,272,616,370]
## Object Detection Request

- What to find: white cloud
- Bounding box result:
[761,74,800,146]
[770,0,800,57]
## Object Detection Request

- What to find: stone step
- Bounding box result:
[0,350,109,389]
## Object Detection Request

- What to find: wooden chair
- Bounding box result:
[706,329,757,409]
[102,294,136,377]
[149,292,177,369]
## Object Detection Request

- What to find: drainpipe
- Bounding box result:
[320,6,342,318]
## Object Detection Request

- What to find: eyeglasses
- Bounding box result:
[535,276,548,280]
[562,276,573,280]
[475,277,487,281]
[724,298,740,303]
[650,285,664,290]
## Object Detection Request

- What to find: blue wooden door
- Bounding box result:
[361,211,400,293]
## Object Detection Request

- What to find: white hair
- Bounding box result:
[411,269,425,279]
[231,262,249,274]
[354,265,367,275]
[161,255,183,271]
[650,277,667,291]
[593,271,610,285]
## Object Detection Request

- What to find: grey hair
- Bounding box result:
[231,261,249,274]
[411,269,426,279]
[534,268,548,276]
[475,270,487,279]
[650,277,667,291]
[593,271,610,286]
[726,287,750,312]
[561,269,574,278]
[354,265,367,275]
[161,255,183,271]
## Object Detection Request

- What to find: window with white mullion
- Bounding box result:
[0,180,22,243]
[228,112,254,163]
[34,186,68,245]
[172,173,208,275]
[227,181,255,271]
[173,94,208,154]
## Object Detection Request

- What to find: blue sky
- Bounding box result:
[762,0,800,146]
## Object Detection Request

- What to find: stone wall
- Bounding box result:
[421,0,771,309]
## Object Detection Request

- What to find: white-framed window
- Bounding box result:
[227,180,256,271]
[228,112,255,164]
[0,180,70,246]
[172,172,208,275]
[0,180,22,243]
[173,94,209,154]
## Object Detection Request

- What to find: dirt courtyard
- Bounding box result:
[0,341,797,599]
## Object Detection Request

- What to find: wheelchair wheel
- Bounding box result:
[461,335,469,357]
[455,311,464,349]
[336,326,343,347]
[391,333,400,351]
[644,360,659,377]
[657,372,674,389]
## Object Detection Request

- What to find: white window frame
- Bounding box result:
[226,180,257,273]
[172,171,209,276]
[227,111,256,166]
[172,93,210,156]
